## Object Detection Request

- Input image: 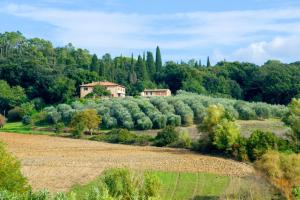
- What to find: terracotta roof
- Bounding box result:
[80,81,125,88]
[143,89,170,92]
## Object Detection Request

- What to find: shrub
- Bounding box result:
[166,114,181,126]
[0,142,30,193]
[7,107,23,122]
[169,131,192,148]
[0,114,6,128]
[70,109,101,135]
[93,129,153,146]
[154,126,179,147]
[136,117,153,130]
[253,104,271,119]
[247,130,281,161]
[72,122,85,138]
[22,115,32,125]
[54,122,65,134]
[235,102,257,120]
[101,169,160,200]
[102,115,118,129]
[30,111,48,126]
[256,151,300,199]
[19,102,36,117]
[213,120,241,153]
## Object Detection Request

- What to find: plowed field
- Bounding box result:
[0,133,254,192]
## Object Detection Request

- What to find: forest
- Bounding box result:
[1,31,300,114]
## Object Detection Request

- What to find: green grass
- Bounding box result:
[68,171,230,200]
[0,122,55,135]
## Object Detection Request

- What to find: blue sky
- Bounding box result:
[1,0,300,64]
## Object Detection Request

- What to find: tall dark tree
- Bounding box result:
[136,55,149,81]
[155,46,162,71]
[146,51,156,77]
[207,56,211,67]
[129,54,137,84]
[90,54,99,72]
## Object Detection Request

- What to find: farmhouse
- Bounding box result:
[80,81,126,98]
[141,89,172,97]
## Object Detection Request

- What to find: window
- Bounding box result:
[83,87,88,91]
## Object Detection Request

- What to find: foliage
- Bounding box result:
[101,169,161,200]
[70,109,101,136]
[91,129,153,146]
[91,85,111,98]
[54,122,65,134]
[256,151,300,199]
[0,80,27,112]
[247,130,283,161]
[168,131,192,148]
[283,98,300,144]
[7,107,23,122]
[0,142,30,193]
[213,120,241,153]
[154,126,179,147]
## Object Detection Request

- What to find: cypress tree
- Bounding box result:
[199,59,202,67]
[129,54,137,84]
[155,46,162,71]
[146,51,156,77]
[90,54,99,72]
[136,55,149,81]
[207,56,211,67]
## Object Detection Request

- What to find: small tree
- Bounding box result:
[0,142,30,193]
[213,120,241,153]
[0,114,6,128]
[154,126,179,147]
[70,109,101,136]
[92,85,111,98]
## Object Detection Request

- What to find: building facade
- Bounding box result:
[80,81,126,98]
[140,89,171,97]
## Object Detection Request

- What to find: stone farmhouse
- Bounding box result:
[80,81,126,98]
[140,89,172,97]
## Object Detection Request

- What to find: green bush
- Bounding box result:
[213,120,241,153]
[0,142,30,193]
[235,102,257,120]
[169,131,192,148]
[247,130,281,161]
[154,126,179,147]
[101,169,160,200]
[7,107,23,122]
[92,129,153,146]
[22,115,32,125]
[54,122,65,134]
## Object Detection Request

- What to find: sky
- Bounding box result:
[1,0,300,64]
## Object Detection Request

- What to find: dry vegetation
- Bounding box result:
[0,132,254,192]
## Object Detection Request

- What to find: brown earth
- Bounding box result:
[0,132,254,192]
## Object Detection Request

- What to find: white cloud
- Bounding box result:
[2,3,300,63]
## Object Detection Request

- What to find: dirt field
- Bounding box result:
[0,132,254,192]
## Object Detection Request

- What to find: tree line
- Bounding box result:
[1,31,300,113]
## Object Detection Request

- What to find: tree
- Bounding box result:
[146,51,156,77]
[90,54,99,72]
[154,126,179,147]
[91,85,111,98]
[155,46,162,71]
[0,142,30,193]
[283,98,300,145]
[136,55,148,81]
[70,109,101,136]
[0,80,27,114]
[213,120,241,153]
[207,56,211,67]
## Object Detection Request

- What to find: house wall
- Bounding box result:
[141,90,171,97]
[80,85,126,98]
[80,86,93,98]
